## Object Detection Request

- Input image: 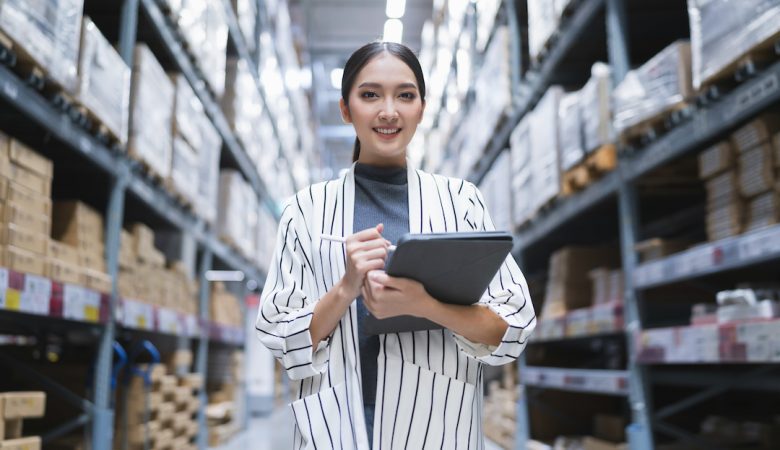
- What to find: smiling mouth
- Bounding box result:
[373,127,401,135]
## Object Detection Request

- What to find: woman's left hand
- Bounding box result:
[361,270,435,319]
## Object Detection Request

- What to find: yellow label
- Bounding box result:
[137,315,147,329]
[84,305,99,322]
[6,289,21,310]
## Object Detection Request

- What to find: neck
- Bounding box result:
[357,153,407,168]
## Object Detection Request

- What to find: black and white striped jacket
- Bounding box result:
[257,163,536,449]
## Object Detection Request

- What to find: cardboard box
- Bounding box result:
[1,203,50,236]
[0,224,48,255]
[0,131,9,155]
[83,269,112,293]
[731,113,780,153]
[0,436,41,450]
[51,201,105,246]
[698,141,733,179]
[705,170,741,210]
[7,164,50,198]
[0,392,46,418]
[0,246,46,276]
[738,143,775,197]
[47,240,80,266]
[78,250,106,273]
[3,183,50,217]
[0,418,22,441]
[634,238,691,262]
[745,191,780,232]
[46,258,84,285]
[8,141,52,179]
[583,436,628,450]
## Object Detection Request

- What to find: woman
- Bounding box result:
[256,41,536,449]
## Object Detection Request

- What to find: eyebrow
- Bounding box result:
[357,82,418,90]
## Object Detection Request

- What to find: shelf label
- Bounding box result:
[185,314,199,337]
[0,268,9,309]
[122,299,154,330]
[157,308,180,334]
[20,275,51,315]
[737,227,780,261]
[63,285,101,323]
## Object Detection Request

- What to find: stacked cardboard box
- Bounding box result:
[0,0,83,94]
[217,170,258,258]
[176,0,228,97]
[530,86,563,210]
[482,366,518,449]
[51,201,112,293]
[170,74,211,210]
[541,246,619,319]
[128,44,173,180]
[612,41,693,138]
[210,282,242,328]
[589,268,624,306]
[527,0,558,62]
[117,223,197,317]
[510,116,534,227]
[206,350,243,447]
[0,138,52,277]
[114,364,201,450]
[478,152,513,233]
[255,208,278,274]
[76,18,131,145]
[688,0,780,89]
[558,91,585,172]
[698,138,742,241]
[0,391,45,450]
[581,63,612,153]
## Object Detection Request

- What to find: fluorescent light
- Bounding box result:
[330,68,343,89]
[205,270,245,282]
[383,19,403,44]
[386,0,406,18]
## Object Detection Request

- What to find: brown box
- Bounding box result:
[83,269,112,293]
[705,170,741,210]
[0,246,46,276]
[0,418,22,441]
[594,414,627,443]
[1,203,50,236]
[583,437,628,450]
[0,131,9,155]
[0,392,46,419]
[47,240,80,266]
[0,436,41,450]
[738,143,775,198]
[167,349,193,371]
[79,250,106,272]
[542,246,619,317]
[7,164,50,198]
[706,203,743,241]
[3,183,50,217]
[634,238,691,262]
[51,201,105,247]
[46,258,85,285]
[731,112,780,153]
[0,224,48,255]
[698,141,733,179]
[132,223,155,255]
[745,191,780,232]
[179,373,204,391]
[8,141,53,179]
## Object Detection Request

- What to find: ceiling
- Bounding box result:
[288,0,434,179]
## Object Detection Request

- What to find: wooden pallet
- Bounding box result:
[126,147,167,186]
[0,30,72,95]
[162,180,196,212]
[617,102,691,148]
[561,144,617,196]
[698,34,780,93]
[70,102,126,149]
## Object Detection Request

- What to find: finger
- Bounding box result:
[351,225,384,242]
[354,247,388,261]
[355,258,387,275]
[347,237,389,255]
[368,271,402,289]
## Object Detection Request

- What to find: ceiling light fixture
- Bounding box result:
[383,19,403,44]
[386,0,406,19]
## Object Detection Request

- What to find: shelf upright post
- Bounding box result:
[119,0,140,63]
[513,251,532,450]
[606,0,630,84]
[505,0,523,108]
[91,167,129,449]
[195,249,213,450]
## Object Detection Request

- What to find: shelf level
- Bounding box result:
[635,223,780,289]
[638,318,780,364]
[522,366,629,396]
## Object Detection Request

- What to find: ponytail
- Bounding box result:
[352,138,361,162]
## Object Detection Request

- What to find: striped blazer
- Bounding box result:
[256,163,536,449]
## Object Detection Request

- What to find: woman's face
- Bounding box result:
[340,53,425,167]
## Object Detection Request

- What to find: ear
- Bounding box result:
[418,99,426,124]
[339,98,352,124]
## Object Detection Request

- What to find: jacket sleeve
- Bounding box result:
[452,182,537,365]
[255,196,329,380]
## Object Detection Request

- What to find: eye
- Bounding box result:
[399,92,416,100]
[360,91,379,98]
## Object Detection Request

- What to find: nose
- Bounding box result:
[378,99,399,121]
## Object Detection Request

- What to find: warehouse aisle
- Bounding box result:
[213,409,295,450]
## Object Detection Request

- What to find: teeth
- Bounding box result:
[375,128,399,135]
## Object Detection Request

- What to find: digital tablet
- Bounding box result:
[363,231,513,335]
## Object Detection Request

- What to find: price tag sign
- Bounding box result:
[0,268,9,310]
[185,315,199,337]
[158,308,180,334]
[737,227,780,261]
[64,285,101,323]
[122,299,154,330]
[20,275,51,315]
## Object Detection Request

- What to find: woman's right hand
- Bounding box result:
[339,224,391,300]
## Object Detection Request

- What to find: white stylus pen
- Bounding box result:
[320,234,397,251]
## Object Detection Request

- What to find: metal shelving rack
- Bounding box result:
[442,1,780,449]
[0,0,297,448]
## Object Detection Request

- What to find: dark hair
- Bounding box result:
[341,41,426,162]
